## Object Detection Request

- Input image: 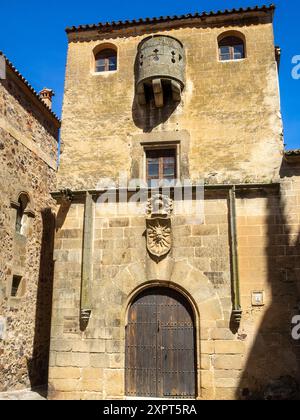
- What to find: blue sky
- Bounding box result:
[0,0,299,149]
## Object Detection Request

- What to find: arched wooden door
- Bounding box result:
[125,287,196,398]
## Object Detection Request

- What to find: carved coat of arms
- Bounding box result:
[146,194,173,259]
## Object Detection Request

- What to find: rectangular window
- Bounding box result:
[11,276,22,297]
[233,45,244,60]
[219,44,244,61]
[109,56,117,71]
[95,52,117,73]
[146,149,177,187]
[220,46,231,61]
[95,58,106,72]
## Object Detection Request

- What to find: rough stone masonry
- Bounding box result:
[0,53,60,391]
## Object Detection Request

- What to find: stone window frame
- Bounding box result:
[131,131,190,183]
[91,43,119,76]
[6,271,27,306]
[15,193,29,234]
[10,191,35,237]
[217,30,247,63]
[144,144,179,186]
[10,275,26,299]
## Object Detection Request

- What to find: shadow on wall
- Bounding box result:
[131,50,179,133]
[27,208,56,392]
[236,164,300,400]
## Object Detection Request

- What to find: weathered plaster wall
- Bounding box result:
[58,16,283,190]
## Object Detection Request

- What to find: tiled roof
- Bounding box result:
[66,4,275,34]
[0,51,60,124]
[285,149,300,157]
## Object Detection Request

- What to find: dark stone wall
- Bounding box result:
[0,73,58,391]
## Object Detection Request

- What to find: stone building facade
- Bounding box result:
[1,4,298,400]
[0,53,60,391]
[46,5,300,400]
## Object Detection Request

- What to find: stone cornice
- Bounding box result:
[66,4,275,40]
[285,150,300,163]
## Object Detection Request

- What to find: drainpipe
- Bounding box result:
[229,186,242,326]
[80,192,94,330]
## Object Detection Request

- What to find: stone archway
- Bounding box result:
[112,259,224,399]
[114,260,224,326]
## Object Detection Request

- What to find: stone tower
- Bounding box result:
[48,5,300,400]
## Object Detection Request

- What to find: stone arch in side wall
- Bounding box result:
[115,259,224,330]
[10,190,35,236]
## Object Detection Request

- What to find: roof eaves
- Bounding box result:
[285,149,300,157]
[0,51,61,125]
[65,4,276,34]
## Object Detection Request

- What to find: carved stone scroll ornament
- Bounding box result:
[146,194,173,259]
[146,194,173,218]
[60,188,73,203]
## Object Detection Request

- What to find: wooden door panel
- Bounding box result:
[135,294,157,397]
[126,288,196,398]
[159,291,195,398]
[126,291,157,397]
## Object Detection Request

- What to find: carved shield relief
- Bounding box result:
[146,218,172,258]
